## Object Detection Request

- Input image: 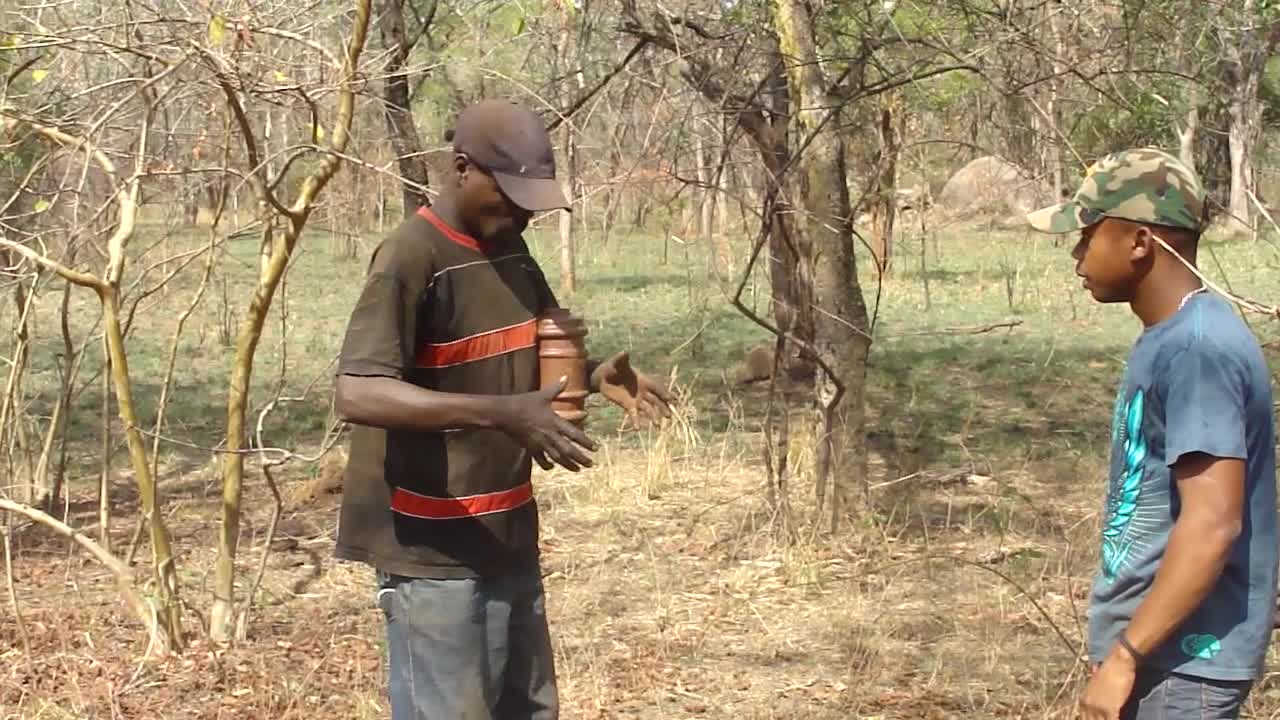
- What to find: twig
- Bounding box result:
[2,525,30,658]
[0,236,102,290]
[888,320,1023,338]
[547,38,650,132]
[99,339,111,552]
[0,499,161,649]
[668,316,714,357]
[867,471,921,490]
[126,423,341,460]
[235,392,346,640]
[252,26,342,69]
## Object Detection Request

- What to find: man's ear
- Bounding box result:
[453,153,470,186]
[1131,224,1156,262]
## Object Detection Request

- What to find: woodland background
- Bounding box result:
[4,0,1280,717]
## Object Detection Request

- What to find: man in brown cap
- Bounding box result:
[332,99,673,719]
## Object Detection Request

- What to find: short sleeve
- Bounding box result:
[336,271,414,379]
[1163,342,1248,467]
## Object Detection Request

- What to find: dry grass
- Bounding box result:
[6,217,1280,717]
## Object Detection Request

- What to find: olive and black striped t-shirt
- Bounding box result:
[334,207,557,578]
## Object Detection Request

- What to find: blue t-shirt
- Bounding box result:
[1088,291,1278,681]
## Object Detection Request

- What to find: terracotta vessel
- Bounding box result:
[536,308,589,427]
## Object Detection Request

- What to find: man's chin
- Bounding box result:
[1087,288,1129,304]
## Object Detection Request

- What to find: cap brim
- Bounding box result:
[493,172,571,212]
[1025,201,1101,234]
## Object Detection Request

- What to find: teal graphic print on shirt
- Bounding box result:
[1181,633,1223,660]
[1102,387,1147,582]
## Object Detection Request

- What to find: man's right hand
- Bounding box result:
[497,377,598,472]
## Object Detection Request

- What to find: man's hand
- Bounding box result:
[497,378,598,472]
[1079,646,1136,720]
[590,351,674,422]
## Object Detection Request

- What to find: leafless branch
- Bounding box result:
[0,235,103,290]
[547,38,650,132]
[0,499,162,651]
[888,320,1023,338]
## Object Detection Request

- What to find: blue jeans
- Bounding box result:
[1122,669,1252,719]
[376,568,558,720]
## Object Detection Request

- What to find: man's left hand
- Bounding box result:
[1078,649,1136,720]
[590,351,674,423]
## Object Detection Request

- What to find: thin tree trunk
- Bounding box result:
[615,15,817,374]
[51,280,76,507]
[1219,2,1279,236]
[211,0,372,643]
[1178,97,1198,173]
[1226,85,1259,235]
[715,137,732,273]
[1047,5,1065,202]
[102,285,184,649]
[870,101,900,275]
[0,114,182,652]
[0,272,35,503]
[696,134,714,266]
[99,344,111,552]
[559,124,576,295]
[773,0,870,530]
[763,150,815,379]
[379,0,434,214]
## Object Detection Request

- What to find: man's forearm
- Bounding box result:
[335,374,509,433]
[1119,514,1238,658]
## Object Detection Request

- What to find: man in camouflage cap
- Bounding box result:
[1026,148,1277,719]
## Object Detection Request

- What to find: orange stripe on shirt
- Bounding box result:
[415,319,537,368]
[391,482,533,520]
[417,206,483,251]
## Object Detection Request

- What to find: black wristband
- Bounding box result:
[1116,633,1146,665]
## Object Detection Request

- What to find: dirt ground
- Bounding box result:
[4,400,1280,719]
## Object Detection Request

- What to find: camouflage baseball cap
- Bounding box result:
[1026,147,1206,234]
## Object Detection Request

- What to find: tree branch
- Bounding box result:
[547,38,650,132]
[0,499,161,650]
[0,237,103,290]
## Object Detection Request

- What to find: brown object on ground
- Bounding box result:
[285,448,347,510]
[537,308,589,427]
[731,343,776,385]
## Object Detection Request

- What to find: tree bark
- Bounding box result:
[773,0,870,529]
[379,0,434,214]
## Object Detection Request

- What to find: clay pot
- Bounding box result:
[536,308,589,427]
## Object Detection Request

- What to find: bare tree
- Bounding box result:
[1217,1,1280,234]
[379,0,437,213]
[210,0,374,643]
[619,9,818,376]
[772,0,871,527]
[0,115,185,652]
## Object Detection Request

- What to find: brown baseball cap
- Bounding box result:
[450,99,571,212]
